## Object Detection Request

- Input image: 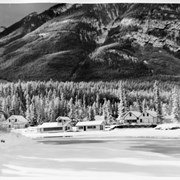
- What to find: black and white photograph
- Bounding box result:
[1,0,180,179]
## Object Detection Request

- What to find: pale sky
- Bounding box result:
[0,3,56,27]
[0,0,180,27]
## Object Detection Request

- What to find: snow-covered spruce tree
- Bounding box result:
[10,94,17,115]
[88,106,95,121]
[124,89,129,112]
[1,98,9,117]
[48,100,55,122]
[92,102,98,117]
[171,87,180,123]
[162,103,168,116]
[117,83,127,122]
[74,99,84,121]
[29,96,38,126]
[102,98,108,121]
[142,99,147,112]
[54,97,60,120]
[25,94,31,122]
[136,93,143,113]
[68,98,75,120]
[95,94,100,112]
[106,100,113,124]
[153,81,163,124]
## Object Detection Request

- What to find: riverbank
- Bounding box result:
[11,127,180,139]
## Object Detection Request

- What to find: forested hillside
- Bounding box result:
[0,80,179,125]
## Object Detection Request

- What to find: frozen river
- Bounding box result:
[1,132,180,178]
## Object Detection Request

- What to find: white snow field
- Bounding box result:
[1,128,180,179]
[155,123,180,130]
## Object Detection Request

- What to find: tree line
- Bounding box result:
[0,79,179,125]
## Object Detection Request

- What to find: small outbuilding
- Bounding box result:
[5,115,29,129]
[76,120,105,131]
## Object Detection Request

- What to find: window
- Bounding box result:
[87,126,96,129]
[147,113,149,116]
[79,126,83,129]
[129,113,132,116]
[137,117,139,120]
[15,119,17,122]
[143,113,145,116]
[43,127,63,131]
[127,120,137,123]
[140,119,142,123]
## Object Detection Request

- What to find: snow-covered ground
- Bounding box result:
[155,123,180,130]
[11,126,180,139]
[1,127,180,179]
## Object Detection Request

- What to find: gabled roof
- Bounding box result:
[124,111,141,118]
[56,116,71,121]
[76,120,104,126]
[38,121,71,128]
[83,117,89,121]
[145,110,157,117]
[38,122,60,128]
[8,115,28,123]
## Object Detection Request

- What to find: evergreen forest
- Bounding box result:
[0,79,179,125]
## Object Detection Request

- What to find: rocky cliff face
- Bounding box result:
[0,3,180,81]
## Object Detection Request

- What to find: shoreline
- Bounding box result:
[2,128,180,178]
[10,128,180,140]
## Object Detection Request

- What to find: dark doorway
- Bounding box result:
[84,126,86,131]
[100,125,103,130]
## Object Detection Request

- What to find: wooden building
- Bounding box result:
[118,110,158,125]
[76,120,105,131]
[37,116,72,133]
[3,115,29,129]
[139,110,158,124]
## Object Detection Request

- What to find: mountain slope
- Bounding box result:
[0,3,180,81]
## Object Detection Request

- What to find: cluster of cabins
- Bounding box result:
[0,110,160,133]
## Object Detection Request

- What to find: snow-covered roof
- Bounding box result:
[83,117,89,121]
[56,116,71,121]
[38,120,71,128]
[38,122,61,128]
[124,111,141,118]
[146,110,157,117]
[76,120,104,126]
[8,115,28,123]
